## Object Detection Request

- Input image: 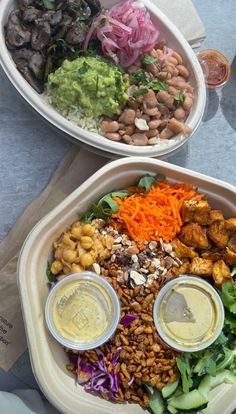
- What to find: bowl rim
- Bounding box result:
[0,0,206,157]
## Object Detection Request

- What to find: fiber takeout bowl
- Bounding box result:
[18,157,236,414]
[0,0,206,158]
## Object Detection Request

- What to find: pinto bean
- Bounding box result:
[168,79,193,93]
[183,95,193,112]
[174,107,186,120]
[146,129,158,138]
[146,63,159,77]
[123,134,133,145]
[130,133,148,146]
[168,118,192,135]
[176,65,189,78]
[156,38,166,49]
[156,91,174,109]
[119,109,136,125]
[166,57,178,66]
[143,107,160,116]
[143,90,158,108]
[124,124,135,135]
[159,128,174,139]
[168,86,180,96]
[157,71,171,80]
[105,132,121,141]
[100,120,119,133]
[148,137,159,145]
[172,51,183,65]
[148,119,162,129]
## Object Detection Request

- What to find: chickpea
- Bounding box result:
[82,223,95,236]
[55,246,63,260]
[63,249,77,263]
[62,234,75,250]
[71,226,81,240]
[57,274,67,281]
[80,236,93,250]
[51,260,63,275]
[63,266,71,275]
[79,253,94,268]
[71,263,84,273]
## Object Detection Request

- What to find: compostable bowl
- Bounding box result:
[18,157,236,414]
[0,0,206,158]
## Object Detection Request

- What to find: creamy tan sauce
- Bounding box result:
[158,280,221,348]
[52,280,113,343]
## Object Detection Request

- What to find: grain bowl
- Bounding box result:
[0,0,206,157]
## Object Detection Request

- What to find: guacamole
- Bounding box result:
[48,57,128,117]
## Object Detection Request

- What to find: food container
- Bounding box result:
[196,49,231,89]
[0,0,206,158]
[153,276,225,352]
[18,157,236,414]
[45,272,121,351]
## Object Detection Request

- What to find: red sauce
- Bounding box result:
[197,49,230,88]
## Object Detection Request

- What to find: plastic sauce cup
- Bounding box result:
[153,275,224,352]
[196,49,231,89]
[45,272,120,350]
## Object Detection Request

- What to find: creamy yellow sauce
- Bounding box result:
[51,279,113,343]
[158,280,221,349]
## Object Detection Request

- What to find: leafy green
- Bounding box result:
[224,310,236,334]
[46,261,56,282]
[221,282,236,314]
[81,190,130,223]
[173,91,185,107]
[149,80,168,91]
[43,0,55,10]
[130,69,150,85]
[176,355,193,393]
[132,86,149,97]
[142,55,157,65]
[231,265,236,277]
[137,173,166,193]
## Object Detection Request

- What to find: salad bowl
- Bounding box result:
[0,0,206,158]
[18,157,236,414]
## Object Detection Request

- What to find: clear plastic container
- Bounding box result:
[45,272,120,350]
[196,49,231,89]
[153,275,224,352]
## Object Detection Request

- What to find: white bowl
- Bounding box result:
[0,0,206,158]
[18,157,236,414]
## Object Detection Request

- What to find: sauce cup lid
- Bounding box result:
[153,275,224,352]
[45,272,120,350]
[196,49,231,89]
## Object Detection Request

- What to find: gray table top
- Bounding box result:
[0,0,236,405]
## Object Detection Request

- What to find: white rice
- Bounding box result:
[43,91,101,134]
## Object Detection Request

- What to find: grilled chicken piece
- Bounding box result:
[201,251,223,262]
[172,258,190,276]
[212,259,233,287]
[207,210,224,224]
[224,247,236,266]
[225,218,236,232]
[171,238,198,259]
[207,220,229,249]
[178,223,211,250]
[181,200,211,225]
[228,234,236,253]
[189,257,213,277]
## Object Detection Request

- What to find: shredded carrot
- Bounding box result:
[112,181,203,243]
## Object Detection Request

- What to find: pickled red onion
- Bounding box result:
[84,0,160,67]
